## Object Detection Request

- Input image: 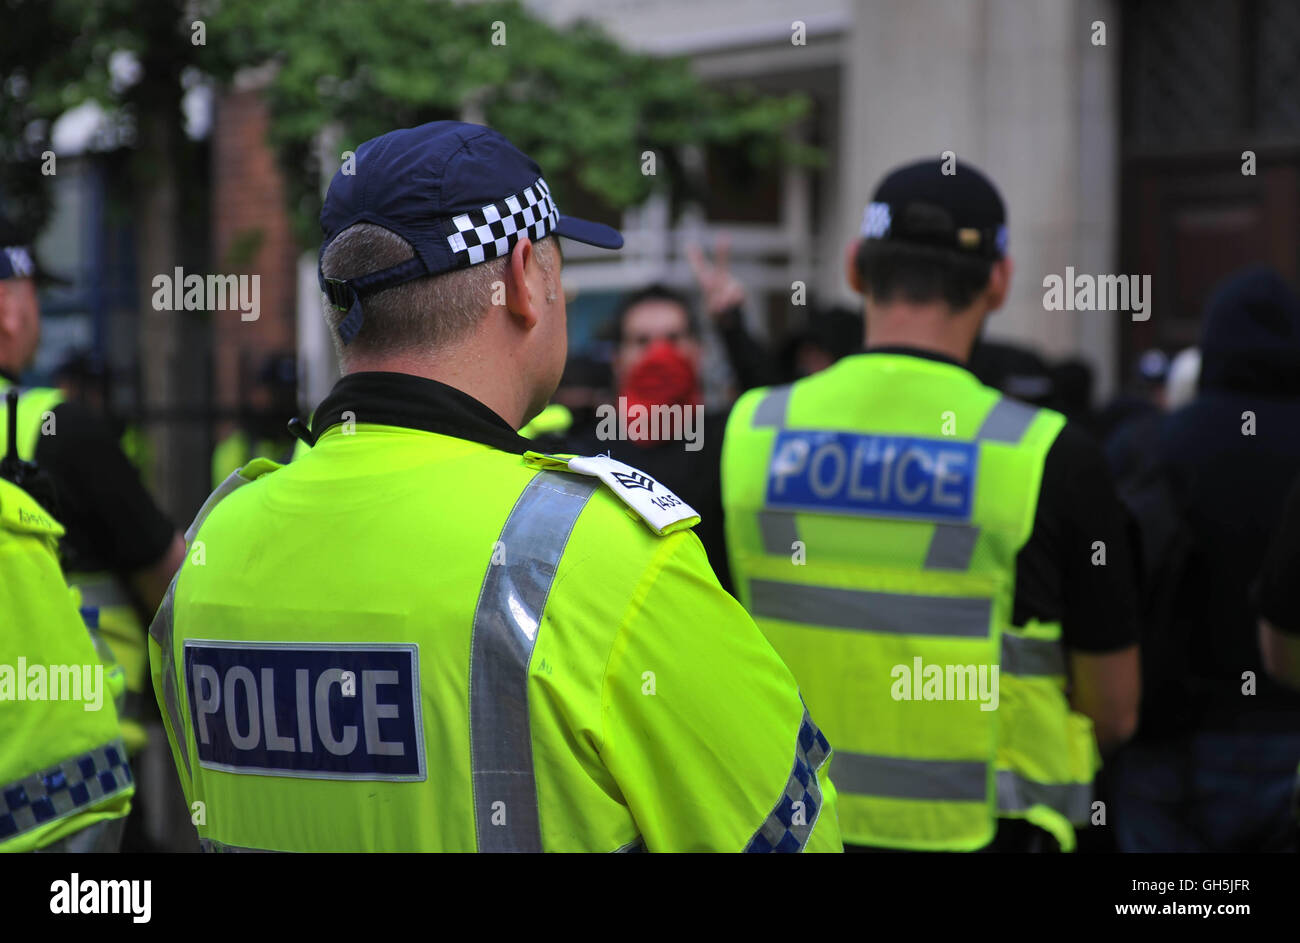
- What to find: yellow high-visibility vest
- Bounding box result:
[151,421,843,852]
[722,352,1099,851]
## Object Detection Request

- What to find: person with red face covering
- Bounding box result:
[557,240,819,592]
[557,280,734,589]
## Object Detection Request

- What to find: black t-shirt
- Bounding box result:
[1015,418,1140,652]
[1257,474,1300,636]
[31,400,175,575]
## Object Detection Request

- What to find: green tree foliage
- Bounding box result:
[0,0,155,232]
[198,0,814,244]
[2,0,813,244]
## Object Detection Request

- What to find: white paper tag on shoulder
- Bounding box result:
[562,453,699,536]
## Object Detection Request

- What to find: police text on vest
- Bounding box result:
[766,430,976,521]
[183,641,426,781]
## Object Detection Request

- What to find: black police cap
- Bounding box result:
[860,158,1008,260]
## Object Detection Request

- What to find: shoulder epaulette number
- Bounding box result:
[523,451,699,536]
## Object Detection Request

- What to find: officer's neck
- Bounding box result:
[863,300,985,365]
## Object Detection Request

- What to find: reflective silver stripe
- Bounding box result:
[831,751,988,802]
[149,469,260,775]
[923,523,980,570]
[744,706,831,853]
[470,471,598,853]
[612,836,646,853]
[1001,632,1066,677]
[147,576,188,771]
[749,580,990,638]
[757,510,800,555]
[975,397,1038,444]
[0,739,132,843]
[185,469,254,544]
[200,838,280,853]
[751,384,792,427]
[996,770,1092,823]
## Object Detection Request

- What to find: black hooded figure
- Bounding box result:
[1111,264,1300,853]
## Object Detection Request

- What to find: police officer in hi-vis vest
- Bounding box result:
[721,159,1141,852]
[0,217,185,855]
[0,473,135,852]
[1,373,134,851]
[149,121,841,853]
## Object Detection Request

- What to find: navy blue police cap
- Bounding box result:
[860,158,1008,260]
[319,120,623,344]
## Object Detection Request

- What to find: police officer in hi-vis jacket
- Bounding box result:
[149,121,842,853]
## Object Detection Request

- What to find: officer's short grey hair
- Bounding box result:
[319,223,557,364]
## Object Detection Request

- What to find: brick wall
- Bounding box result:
[210,85,298,423]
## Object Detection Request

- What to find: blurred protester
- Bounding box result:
[210,352,303,488]
[968,337,1055,407]
[778,305,865,382]
[690,238,783,391]
[549,245,866,594]
[721,157,1140,852]
[1164,346,1201,412]
[1049,358,1098,433]
[54,350,108,414]
[0,215,184,851]
[560,282,734,589]
[695,236,864,388]
[1103,344,1201,477]
[1097,347,1168,447]
[1111,265,1300,852]
[1257,474,1300,691]
[1104,347,1190,494]
[55,349,154,483]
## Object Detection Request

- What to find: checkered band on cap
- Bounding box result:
[446,177,559,267]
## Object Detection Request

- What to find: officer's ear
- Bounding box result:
[844,239,864,295]
[0,281,15,336]
[505,236,540,330]
[984,256,1013,312]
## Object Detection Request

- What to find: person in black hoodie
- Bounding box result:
[1111,264,1300,852]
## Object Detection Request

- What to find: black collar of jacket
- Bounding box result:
[861,345,972,373]
[310,372,534,455]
